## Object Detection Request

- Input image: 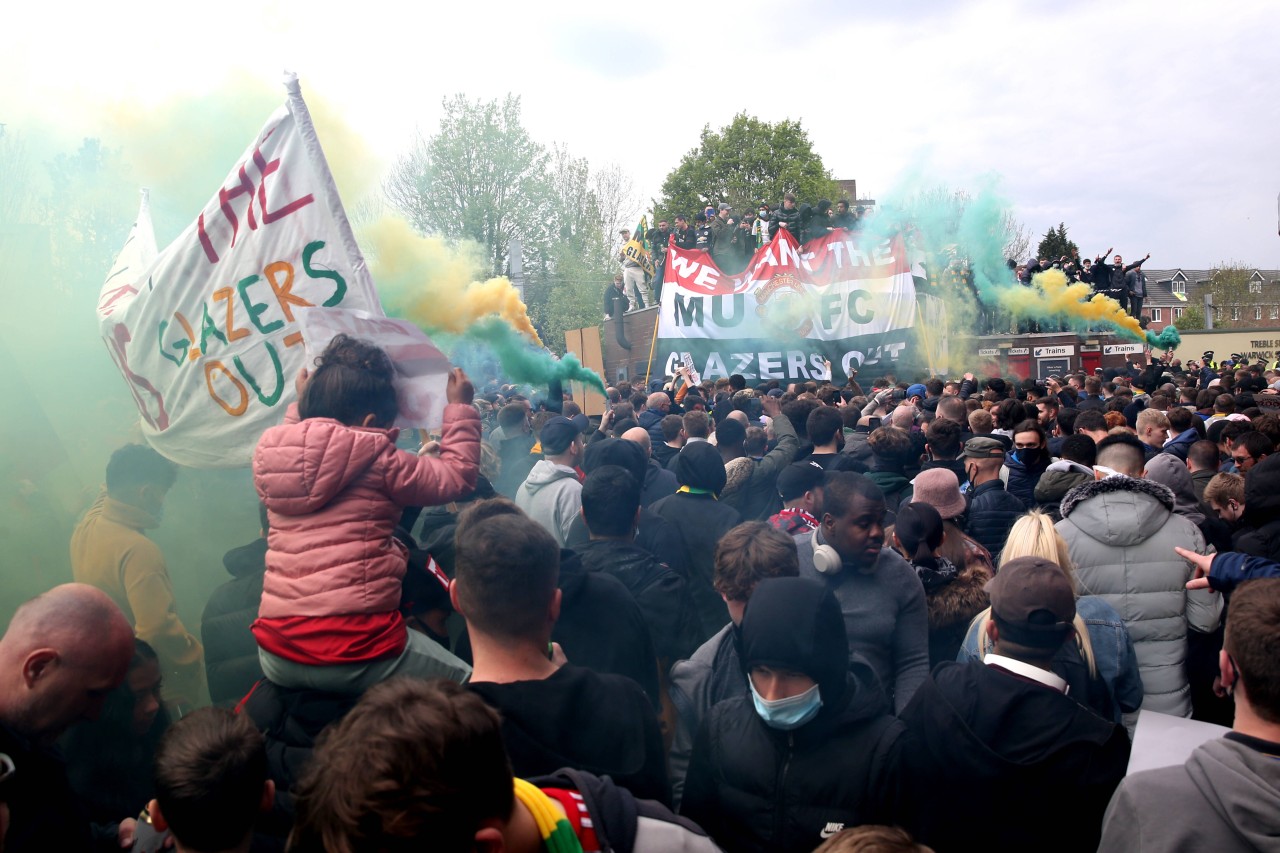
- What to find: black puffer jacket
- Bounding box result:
[201,538,267,706]
[681,579,904,853]
[966,479,1025,560]
[768,204,803,241]
[1004,451,1049,510]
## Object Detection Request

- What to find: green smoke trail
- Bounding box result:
[861,172,1182,353]
[434,318,607,394]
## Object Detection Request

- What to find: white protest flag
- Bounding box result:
[99,73,383,467]
[98,189,158,319]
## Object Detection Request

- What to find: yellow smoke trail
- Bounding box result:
[361,216,542,345]
[998,268,1145,341]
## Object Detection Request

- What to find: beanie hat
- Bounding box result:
[674,441,727,494]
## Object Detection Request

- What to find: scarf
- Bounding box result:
[912,555,959,592]
[512,778,583,853]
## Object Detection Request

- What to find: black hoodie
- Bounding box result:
[898,660,1130,852]
[681,579,904,853]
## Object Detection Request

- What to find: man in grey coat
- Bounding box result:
[515,416,584,546]
[1098,578,1280,851]
[795,472,930,713]
[1057,434,1222,717]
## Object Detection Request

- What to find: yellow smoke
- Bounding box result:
[999,268,1145,340]
[362,216,542,345]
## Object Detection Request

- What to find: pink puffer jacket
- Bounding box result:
[254,403,480,620]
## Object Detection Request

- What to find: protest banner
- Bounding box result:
[97,73,383,467]
[655,228,923,384]
[296,307,450,430]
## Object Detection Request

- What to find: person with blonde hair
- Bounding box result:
[960,511,1143,727]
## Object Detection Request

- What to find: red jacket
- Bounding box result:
[252,402,480,664]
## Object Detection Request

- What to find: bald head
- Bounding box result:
[727,410,749,426]
[890,405,915,429]
[621,427,652,458]
[646,392,670,413]
[0,584,134,743]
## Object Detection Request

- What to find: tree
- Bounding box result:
[1002,211,1033,265]
[0,128,38,228]
[44,138,137,290]
[1204,261,1268,327]
[1036,222,1078,262]
[1173,304,1205,331]
[384,94,555,278]
[655,113,840,218]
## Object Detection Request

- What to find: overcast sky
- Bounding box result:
[5,0,1277,268]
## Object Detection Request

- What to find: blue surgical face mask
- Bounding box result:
[749,680,822,730]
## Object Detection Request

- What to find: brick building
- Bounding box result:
[1137,267,1280,332]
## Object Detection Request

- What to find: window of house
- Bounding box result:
[1172,278,1186,294]
[1150,308,1162,323]
[1249,280,1263,294]
[1232,307,1241,321]
[1256,306,1264,320]
[1271,306,1279,320]
[1174,307,1184,318]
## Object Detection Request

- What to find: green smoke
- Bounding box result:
[433,318,607,394]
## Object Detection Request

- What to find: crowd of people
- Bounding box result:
[607,196,871,314]
[5,333,1280,852]
[606,197,1154,350]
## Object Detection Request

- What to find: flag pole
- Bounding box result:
[644,308,661,388]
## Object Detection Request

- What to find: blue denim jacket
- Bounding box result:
[959,594,1143,724]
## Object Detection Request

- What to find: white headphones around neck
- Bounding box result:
[812,528,843,575]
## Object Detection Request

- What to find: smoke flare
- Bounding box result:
[363,216,605,392]
[1002,269,1182,350]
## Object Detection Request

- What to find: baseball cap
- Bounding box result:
[906,383,928,399]
[718,203,731,211]
[963,436,1006,459]
[776,461,826,502]
[985,556,1076,649]
[540,416,582,455]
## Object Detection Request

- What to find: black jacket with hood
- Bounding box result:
[898,660,1130,852]
[1234,453,1280,561]
[681,578,904,853]
[201,538,267,706]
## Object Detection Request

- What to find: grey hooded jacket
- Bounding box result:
[515,460,582,546]
[1098,734,1280,852]
[1056,476,1222,717]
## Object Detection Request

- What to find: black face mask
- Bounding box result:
[1013,447,1045,467]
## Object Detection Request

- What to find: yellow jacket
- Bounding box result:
[70,492,207,707]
